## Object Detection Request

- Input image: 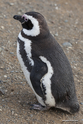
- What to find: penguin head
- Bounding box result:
[13,11,49,37]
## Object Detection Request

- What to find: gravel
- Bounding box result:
[0,0,83,124]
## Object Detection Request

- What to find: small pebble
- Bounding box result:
[65,2,68,4]
[9,3,14,6]
[11,70,14,73]
[2,99,5,102]
[1,26,4,29]
[4,75,7,78]
[30,114,33,117]
[62,42,72,47]
[80,41,83,44]
[11,110,14,115]
[0,106,2,111]
[15,114,18,116]
[80,102,83,105]
[0,90,4,95]
[18,100,21,103]
[10,92,14,95]
[55,7,58,10]
[5,90,8,93]
[10,52,14,55]
[65,20,68,23]
[18,11,22,15]
[0,66,4,69]
[55,4,57,6]
[55,33,58,37]
[73,66,76,69]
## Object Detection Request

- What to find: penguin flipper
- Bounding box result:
[30,59,47,98]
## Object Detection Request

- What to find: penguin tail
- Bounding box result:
[56,99,80,114]
[69,102,80,113]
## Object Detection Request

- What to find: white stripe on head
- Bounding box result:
[39,56,55,107]
[22,14,40,36]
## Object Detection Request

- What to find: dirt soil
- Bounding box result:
[0,0,83,124]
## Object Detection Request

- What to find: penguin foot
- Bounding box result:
[30,103,50,111]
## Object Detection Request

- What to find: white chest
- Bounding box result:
[17,32,45,106]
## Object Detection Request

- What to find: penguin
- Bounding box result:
[13,11,79,113]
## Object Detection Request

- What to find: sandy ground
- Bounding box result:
[0,0,83,124]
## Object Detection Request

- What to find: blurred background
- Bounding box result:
[0,0,83,124]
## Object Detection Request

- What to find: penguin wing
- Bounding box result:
[30,59,47,98]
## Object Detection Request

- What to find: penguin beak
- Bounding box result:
[13,15,25,24]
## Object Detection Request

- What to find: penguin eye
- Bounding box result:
[25,18,28,22]
[22,16,28,22]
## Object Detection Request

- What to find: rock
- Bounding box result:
[4,75,7,78]
[10,92,14,95]
[0,106,2,111]
[55,33,58,37]
[1,26,4,29]
[10,52,14,55]
[2,99,5,102]
[80,102,83,105]
[54,3,59,10]
[80,40,83,43]
[15,113,18,116]
[10,70,14,73]
[8,2,14,6]
[65,2,68,4]
[10,3,14,6]
[80,41,83,45]
[18,11,22,15]
[18,100,21,103]
[0,90,4,95]
[30,114,33,117]
[5,90,8,93]
[55,4,57,7]
[65,20,68,23]
[0,66,4,69]
[0,87,5,95]
[11,110,14,115]
[62,42,72,47]
[55,7,58,10]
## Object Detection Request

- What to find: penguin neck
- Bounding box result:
[21,28,50,41]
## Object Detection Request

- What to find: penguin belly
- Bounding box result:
[40,56,55,107]
[17,32,45,106]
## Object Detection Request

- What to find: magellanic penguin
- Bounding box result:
[13,11,79,113]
